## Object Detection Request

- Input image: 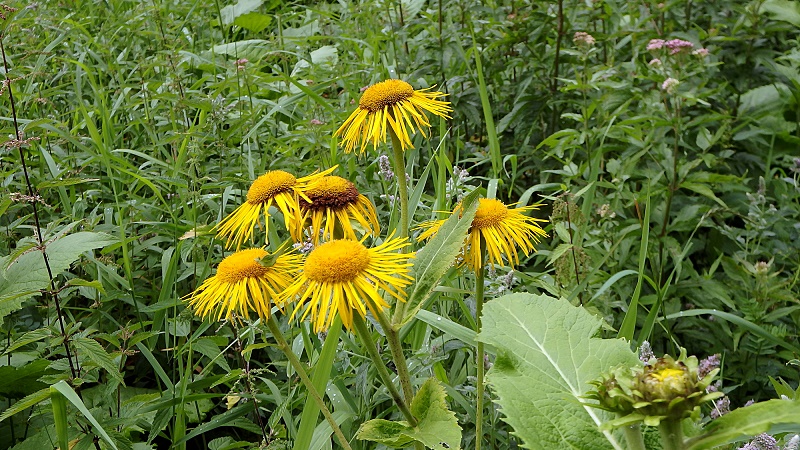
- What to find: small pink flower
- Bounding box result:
[666,39,694,54]
[661,77,679,93]
[309,119,324,126]
[235,58,249,71]
[649,58,662,67]
[692,48,709,57]
[573,31,596,46]
[647,39,665,51]
[359,85,369,92]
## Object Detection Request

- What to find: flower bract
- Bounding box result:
[280,236,413,332]
[417,198,548,270]
[335,79,451,153]
[297,175,380,244]
[184,248,301,321]
[215,167,335,249]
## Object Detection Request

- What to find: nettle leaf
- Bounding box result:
[74,337,124,383]
[0,232,117,326]
[686,399,800,449]
[356,378,462,449]
[477,293,640,450]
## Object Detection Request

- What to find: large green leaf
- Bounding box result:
[687,399,800,449]
[0,232,117,326]
[760,0,800,27]
[477,293,640,450]
[401,189,479,326]
[356,378,462,449]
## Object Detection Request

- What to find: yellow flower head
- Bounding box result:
[297,175,380,244]
[417,198,548,270]
[184,248,301,321]
[215,167,336,249]
[335,79,451,153]
[280,236,413,332]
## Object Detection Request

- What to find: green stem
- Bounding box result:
[351,313,418,426]
[266,316,353,450]
[374,308,416,418]
[390,128,410,242]
[623,424,647,450]
[475,247,487,450]
[389,127,411,326]
[659,418,685,450]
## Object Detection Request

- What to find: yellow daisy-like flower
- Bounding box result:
[280,237,413,332]
[335,79,452,153]
[417,198,548,270]
[184,248,301,321]
[297,175,380,244]
[215,167,335,249]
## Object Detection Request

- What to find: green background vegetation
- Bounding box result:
[1,0,798,448]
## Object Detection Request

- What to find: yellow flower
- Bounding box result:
[280,237,413,332]
[184,248,301,321]
[297,175,380,244]
[335,79,451,153]
[417,198,548,270]
[215,168,335,249]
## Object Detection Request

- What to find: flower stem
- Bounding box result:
[475,247,487,450]
[659,418,685,450]
[265,316,352,450]
[381,318,415,413]
[623,424,647,450]
[351,313,417,426]
[389,128,410,243]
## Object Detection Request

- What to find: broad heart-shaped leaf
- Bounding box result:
[477,293,640,450]
[400,189,479,327]
[356,378,462,449]
[686,399,800,449]
[0,232,117,326]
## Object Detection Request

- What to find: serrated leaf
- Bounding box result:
[686,399,800,449]
[0,386,51,422]
[402,190,479,325]
[74,337,124,383]
[356,378,462,449]
[0,232,117,326]
[477,293,640,450]
[408,378,462,450]
[0,359,53,396]
[355,419,415,447]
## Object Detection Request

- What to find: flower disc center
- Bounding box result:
[472,198,509,229]
[359,79,415,113]
[247,170,297,204]
[216,248,269,283]
[304,240,371,283]
[302,176,361,210]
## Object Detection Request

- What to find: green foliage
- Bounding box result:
[686,399,800,449]
[1,0,799,448]
[0,231,116,325]
[356,378,461,450]
[478,293,640,449]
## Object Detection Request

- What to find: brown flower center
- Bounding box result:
[302,176,361,210]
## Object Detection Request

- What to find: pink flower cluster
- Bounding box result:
[573,31,596,46]
[646,38,696,54]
